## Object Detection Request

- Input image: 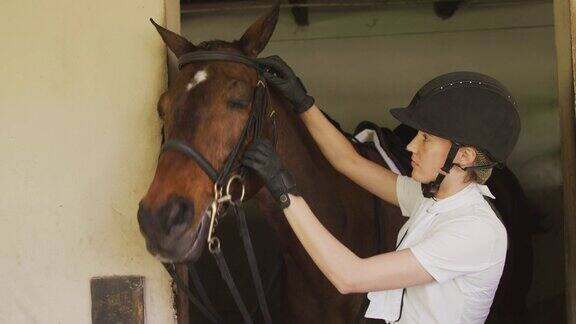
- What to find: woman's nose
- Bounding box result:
[406,137,418,154]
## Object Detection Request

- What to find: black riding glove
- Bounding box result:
[241,138,301,209]
[256,55,315,114]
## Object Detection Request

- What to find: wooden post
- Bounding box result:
[553,0,576,322]
[165,0,181,85]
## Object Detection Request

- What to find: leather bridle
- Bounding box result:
[162,50,276,187]
[159,50,278,324]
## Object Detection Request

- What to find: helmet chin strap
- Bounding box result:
[421,142,461,199]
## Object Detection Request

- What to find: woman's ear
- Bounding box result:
[457,147,478,167]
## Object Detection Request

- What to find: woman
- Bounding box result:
[241,56,521,323]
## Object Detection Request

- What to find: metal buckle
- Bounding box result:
[206,174,246,246]
[207,182,223,246]
[208,236,221,253]
[207,200,219,246]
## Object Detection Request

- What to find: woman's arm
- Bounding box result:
[256,56,400,205]
[284,194,434,293]
[301,105,399,206]
[240,138,432,293]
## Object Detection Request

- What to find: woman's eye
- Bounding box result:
[228,99,249,109]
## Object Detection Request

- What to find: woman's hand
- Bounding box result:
[241,138,301,209]
[256,55,315,114]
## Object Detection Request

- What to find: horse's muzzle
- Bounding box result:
[137,197,208,263]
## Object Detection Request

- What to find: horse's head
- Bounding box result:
[138,5,279,263]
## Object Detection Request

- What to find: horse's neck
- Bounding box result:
[258,101,376,256]
[254,102,377,304]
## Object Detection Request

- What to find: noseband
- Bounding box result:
[159,50,277,324]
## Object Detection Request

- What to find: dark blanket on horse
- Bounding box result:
[320,112,412,254]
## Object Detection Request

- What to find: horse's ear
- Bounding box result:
[150,18,197,58]
[238,3,279,57]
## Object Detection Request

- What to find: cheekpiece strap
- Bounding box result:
[421,142,461,198]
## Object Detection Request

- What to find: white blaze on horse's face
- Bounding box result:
[186,70,208,91]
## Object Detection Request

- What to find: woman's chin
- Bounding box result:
[410,169,422,182]
[410,170,432,184]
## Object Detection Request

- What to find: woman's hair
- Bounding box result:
[464,148,494,184]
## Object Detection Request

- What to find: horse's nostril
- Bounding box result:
[164,197,194,231]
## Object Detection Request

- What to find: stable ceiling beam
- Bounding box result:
[181,0,548,14]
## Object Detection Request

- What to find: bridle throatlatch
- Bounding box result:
[421,142,461,198]
[421,142,502,199]
[159,50,278,324]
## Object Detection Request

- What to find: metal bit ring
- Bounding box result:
[225,174,246,206]
[208,237,221,253]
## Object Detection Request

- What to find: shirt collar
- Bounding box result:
[425,182,496,214]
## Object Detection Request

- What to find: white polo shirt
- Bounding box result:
[365,175,507,324]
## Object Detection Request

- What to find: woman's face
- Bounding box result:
[406,131,453,183]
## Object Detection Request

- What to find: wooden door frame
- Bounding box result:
[554,0,576,323]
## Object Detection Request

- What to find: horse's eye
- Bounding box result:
[228,99,249,109]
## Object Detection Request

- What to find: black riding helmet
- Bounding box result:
[390,71,521,198]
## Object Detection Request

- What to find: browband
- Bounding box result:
[178,51,259,70]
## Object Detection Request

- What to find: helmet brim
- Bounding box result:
[390,106,424,132]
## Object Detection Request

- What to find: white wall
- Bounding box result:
[0,1,175,323]
[182,1,562,306]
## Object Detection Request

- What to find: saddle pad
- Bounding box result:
[353,121,413,176]
[354,129,402,175]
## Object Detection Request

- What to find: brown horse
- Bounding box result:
[137,6,533,323]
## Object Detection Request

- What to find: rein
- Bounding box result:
[159,50,277,324]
